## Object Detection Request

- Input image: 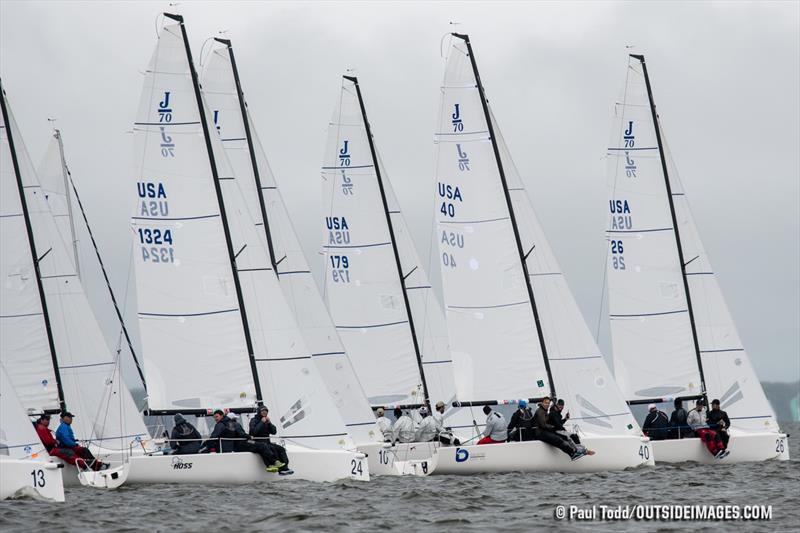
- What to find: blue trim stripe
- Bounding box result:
[445,216,509,225]
[435,130,489,136]
[610,309,688,318]
[139,308,238,318]
[1,312,43,319]
[323,242,390,249]
[278,270,311,276]
[132,214,219,222]
[448,301,527,310]
[337,320,409,330]
[607,147,658,151]
[60,361,115,370]
[321,164,374,170]
[133,121,200,126]
[606,227,672,234]
[255,356,311,362]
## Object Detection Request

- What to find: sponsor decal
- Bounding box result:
[171,456,193,470]
[455,448,469,463]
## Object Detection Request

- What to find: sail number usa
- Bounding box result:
[137,181,176,264]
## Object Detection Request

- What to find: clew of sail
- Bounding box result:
[2,83,147,450]
[201,43,378,445]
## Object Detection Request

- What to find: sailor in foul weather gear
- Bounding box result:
[392,407,416,444]
[688,399,727,459]
[170,413,202,455]
[477,405,507,444]
[250,406,292,474]
[375,407,393,442]
[34,414,79,466]
[55,411,107,471]
[533,398,585,460]
[707,399,731,450]
[506,399,536,442]
[668,398,690,439]
[414,406,438,442]
[433,400,460,446]
[642,404,670,441]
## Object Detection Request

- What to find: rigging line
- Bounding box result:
[66,156,147,392]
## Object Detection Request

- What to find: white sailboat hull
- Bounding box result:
[0,458,65,502]
[357,441,442,475]
[78,448,369,488]
[652,432,789,464]
[427,435,654,475]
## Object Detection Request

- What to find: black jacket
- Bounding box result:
[204,418,248,453]
[707,409,731,430]
[507,407,536,441]
[249,416,278,442]
[533,405,555,433]
[548,409,569,432]
[643,410,670,440]
[170,422,202,455]
[669,408,691,438]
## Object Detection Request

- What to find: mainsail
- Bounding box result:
[434,35,638,435]
[605,55,779,433]
[321,76,463,416]
[1,81,148,450]
[201,40,378,444]
[134,15,354,449]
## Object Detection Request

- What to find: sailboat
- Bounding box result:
[428,34,651,474]
[604,54,789,463]
[201,40,402,475]
[0,364,65,502]
[320,75,477,472]
[0,79,151,486]
[81,14,368,488]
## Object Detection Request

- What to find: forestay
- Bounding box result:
[201,43,378,444]
[435,35,639,436]
[606,57,778,433]
[2,85,147,450]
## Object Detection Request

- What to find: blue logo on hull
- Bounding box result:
[455,448,469,462]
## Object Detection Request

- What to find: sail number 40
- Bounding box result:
[638,445,650,460]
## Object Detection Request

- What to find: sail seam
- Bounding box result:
[610,309,687,318]
[139,308,238,318]
[336,320,409,329]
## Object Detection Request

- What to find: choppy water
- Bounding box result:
[2,422,798,532]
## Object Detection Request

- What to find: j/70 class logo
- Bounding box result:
[171,457,193,470]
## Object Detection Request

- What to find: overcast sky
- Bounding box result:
[2,1,798,389]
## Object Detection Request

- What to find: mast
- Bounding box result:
[166,13,264,405]
[64,164,148,392]
[53,129,81,280]
[630,54,707,398]
[215,38,280,274]
[0,80,66,412]
[452,33,556,399]
[344,75,431,406]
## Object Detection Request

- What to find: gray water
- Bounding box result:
[2,422,798,532]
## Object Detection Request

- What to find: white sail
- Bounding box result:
[435,37,639,436]
[0,364,46,459]
[1,85,148,450]
[0,89,60,414]
[321,77,464,417]
[201,44,378,444]
[132,21,257,411]
[606,57,779,433]
[37,130,79,275]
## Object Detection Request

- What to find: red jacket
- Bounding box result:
[35,424,57,451]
